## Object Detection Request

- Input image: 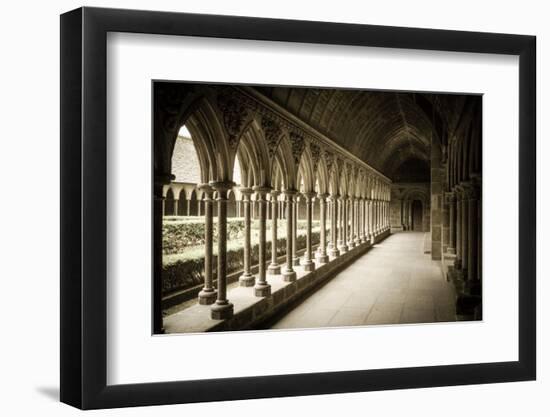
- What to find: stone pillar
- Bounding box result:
[340,196,349,253]
[460,185,469,277]
[316,193,329,263]
[329,194,340,257]
[348,197,355,248]
[267,190,281,275]
[455,187,463,269]
[302,192,316,271]
[198,184,217,303]
[292,194,301,266]
[238,188,255,287]
[282,190,297,282]
[154,175,171,334]
[210,181,234,320]
[173,199,179,216]
[254,187,271,297]
[466,182,480,286]
[448,193,457,254]
[442,192,451,254]
[186,199,190,216]
[367,199,374,242]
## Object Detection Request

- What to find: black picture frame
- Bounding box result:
[60,6,536,410]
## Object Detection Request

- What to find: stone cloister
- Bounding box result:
[154,83,482,333]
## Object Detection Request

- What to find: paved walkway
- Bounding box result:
[270,232,456,329]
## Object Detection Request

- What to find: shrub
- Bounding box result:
[162,228,320,295]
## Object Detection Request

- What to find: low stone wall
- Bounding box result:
[205,230,391,332]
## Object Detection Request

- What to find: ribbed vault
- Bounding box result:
[254,87,468,181]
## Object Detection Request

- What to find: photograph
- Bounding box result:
[154,82,482,334]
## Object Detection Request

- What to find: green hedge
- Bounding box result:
[162,229,320,295]
[163,217,245,255]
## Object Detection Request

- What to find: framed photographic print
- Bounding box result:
[60,6,536,409]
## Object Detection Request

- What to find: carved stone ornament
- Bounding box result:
[309,140,321,166]
[289,131,306,165]
[217,91,249,149]
[261,116,282,158]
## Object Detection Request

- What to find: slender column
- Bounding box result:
[448,193,457,254]
[329,194,340,257]
[340,196,349,252]
[198,184,217,303]
[238,188,255,287]
[362,198,368,243]
[455,188,463,268]
[348,197,355,248]
[408,201,413,231]
[173,199,179,216]
[186,199,190,216]
[210,181,234,320]
[282,190,297,282]
[466,182,480,285]
[460,185,469,277]
[267,190,281,275]
[316,193,329,263]
[302,192,316,271]
[254,187,271,297]
[154,176,170,334]
[292,194,301,266]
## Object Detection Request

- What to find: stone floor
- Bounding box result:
[270,232,457,329]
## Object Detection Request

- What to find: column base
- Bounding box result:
[254,283,271,297]
[282,269,297,282]
[239,273,255,287]
[329,248,340,257]
[267,263,281,275]
[198,289,217,305]
[447,247,456,254]
[316,253,329,264]
[339,244,349,253]
[211,301,234,320]
[302,259,315,272]
[348,241,356,249]
[354,238,362,245]
[292,257,301,266]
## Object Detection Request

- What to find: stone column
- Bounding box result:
[329,194,340,257]
[460,185,469,277]
[302,192,316,271]
[282,190,297,282]
[448,193,457,254]
[340,196,349,253]
[466,182,480,285]
[238,188,255,287]
[210,181,234,320]
[292,194,301,266]
[186,199,190,216]
[267,190,281,275]
[348,197,355,248]
[173,199,179,216]
[454,188,463,268]
[316,193,329,264]
[198,184,217,303]
[154,176,170,334]
[254,186,271,297]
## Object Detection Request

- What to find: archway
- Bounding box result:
[411,200,423,231]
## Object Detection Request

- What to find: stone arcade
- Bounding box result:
[154,84,482,333]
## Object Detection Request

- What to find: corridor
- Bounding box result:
[270,232,457,329]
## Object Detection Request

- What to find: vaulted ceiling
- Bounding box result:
[254,86,468,182]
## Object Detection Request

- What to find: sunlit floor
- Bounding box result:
[270,232,457,329]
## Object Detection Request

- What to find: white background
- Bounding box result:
[108,34,518,385]
[0,0,547,416]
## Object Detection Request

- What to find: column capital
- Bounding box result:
[252,186,271,201]
[317,192,329,200]
[303,191,317,200]
[197,183,214,194]
[239,187,254,196]
[270,189,281,198]
[283,188,298,196]
[209,180,235,192]
[329,193,340,200]
[444,191,456,204]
